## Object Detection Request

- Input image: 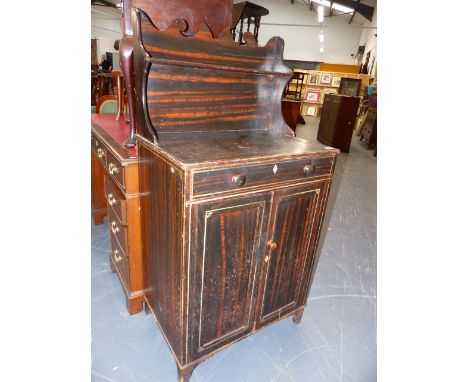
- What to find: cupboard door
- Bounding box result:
[257,181,327,326]
[188,193,270,359]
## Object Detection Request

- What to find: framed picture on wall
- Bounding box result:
[320,72,333,85]
[323,88,338,95]
[306,106,317,116]
[305,89,321,102]
[308,74,319,85]
[332,76,341,87]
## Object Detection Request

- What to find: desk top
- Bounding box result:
[91,114,137,158]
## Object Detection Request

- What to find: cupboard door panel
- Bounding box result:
[189,194,270,358]
[258,184,324,324]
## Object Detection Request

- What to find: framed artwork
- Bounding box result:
[332,76,341,87]
[305,89,321,102]
[306,106,317,116]
[323,88,338,95]
[320,72,333,85]
[339,78,362,96]
[308,74,319,85]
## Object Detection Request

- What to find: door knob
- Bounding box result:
[303,164,316,176]
[266,240,278,250]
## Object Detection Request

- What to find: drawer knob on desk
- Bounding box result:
[108,163,119,175]
[97,148,105,159]
[107,193,117,206]
[303,164,316,176]
[111,221,120,234]
[113,249,122,262]
[232,174,246,187]
[266,240,278,251]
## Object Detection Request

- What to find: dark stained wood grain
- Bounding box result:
[192,156,333,198]
[281,99,302,132]
[138,142,186,361]
[187,193,270,359]
[119,0,234,147]
[132,9,293,143]
[125,4,341,381]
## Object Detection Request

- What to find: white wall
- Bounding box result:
[91,8,122,63]
[234,0,376,65]
[359,5,377,77]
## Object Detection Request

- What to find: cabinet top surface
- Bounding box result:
[147,132,339,169]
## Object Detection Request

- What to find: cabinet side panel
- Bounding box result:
[138,143,184,361]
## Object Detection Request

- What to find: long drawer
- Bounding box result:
[192,156,334,197]
[105,176,127,225]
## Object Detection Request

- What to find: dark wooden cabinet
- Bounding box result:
[138,138,336,381]
[317,94,360,152]
[102,4,340,381]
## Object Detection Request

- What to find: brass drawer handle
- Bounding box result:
[107,193,117,206]
[108,162,119,175]
[97,148,105,159]
[111,221,120,234]
[303,164,316,176]
[232,174,246,187]
[95,140,99,147]
[113,249,122,262]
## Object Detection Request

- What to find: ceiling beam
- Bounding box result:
[348,0,359,24]
[91,0,118,8]
[333,0,373,21]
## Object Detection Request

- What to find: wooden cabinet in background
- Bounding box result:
[317,94,360,152]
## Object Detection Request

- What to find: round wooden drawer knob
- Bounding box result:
[303,164,316,176]
[232,174,246,187]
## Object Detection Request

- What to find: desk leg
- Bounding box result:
[91,151,107,225]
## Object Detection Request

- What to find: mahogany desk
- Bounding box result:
[91,114,144,314]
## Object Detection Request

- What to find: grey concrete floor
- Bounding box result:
[91,116,377,382]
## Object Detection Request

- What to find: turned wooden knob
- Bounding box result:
[232,174,246,187]
[303,164,316,176]
[266,240,278,250]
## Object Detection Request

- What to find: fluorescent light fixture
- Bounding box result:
[116,2,123,8]
[319,31,324,43]
[320,46,324,53]
[318,5,324,22]
[310,0,354,14]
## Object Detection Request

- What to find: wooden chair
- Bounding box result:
[95,95,118,114]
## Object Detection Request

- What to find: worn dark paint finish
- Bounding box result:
[188,194,270,359]
[318,94,360,152]
[128,4,341,381]
[132,9,293,143]
[192,156,333,197]
[138,143,185,361]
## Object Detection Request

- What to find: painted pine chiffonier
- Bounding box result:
[128,7,340,382]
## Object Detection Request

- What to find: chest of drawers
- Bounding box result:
[91,115,144,314]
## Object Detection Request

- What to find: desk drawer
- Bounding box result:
[91,133,106,164]
[110,231,129,284]
[106,149,125,191]
[105,176,127,225]
[108,202,128,252]
[192,156,334,197]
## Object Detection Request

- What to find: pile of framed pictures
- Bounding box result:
[292,69,373,117]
